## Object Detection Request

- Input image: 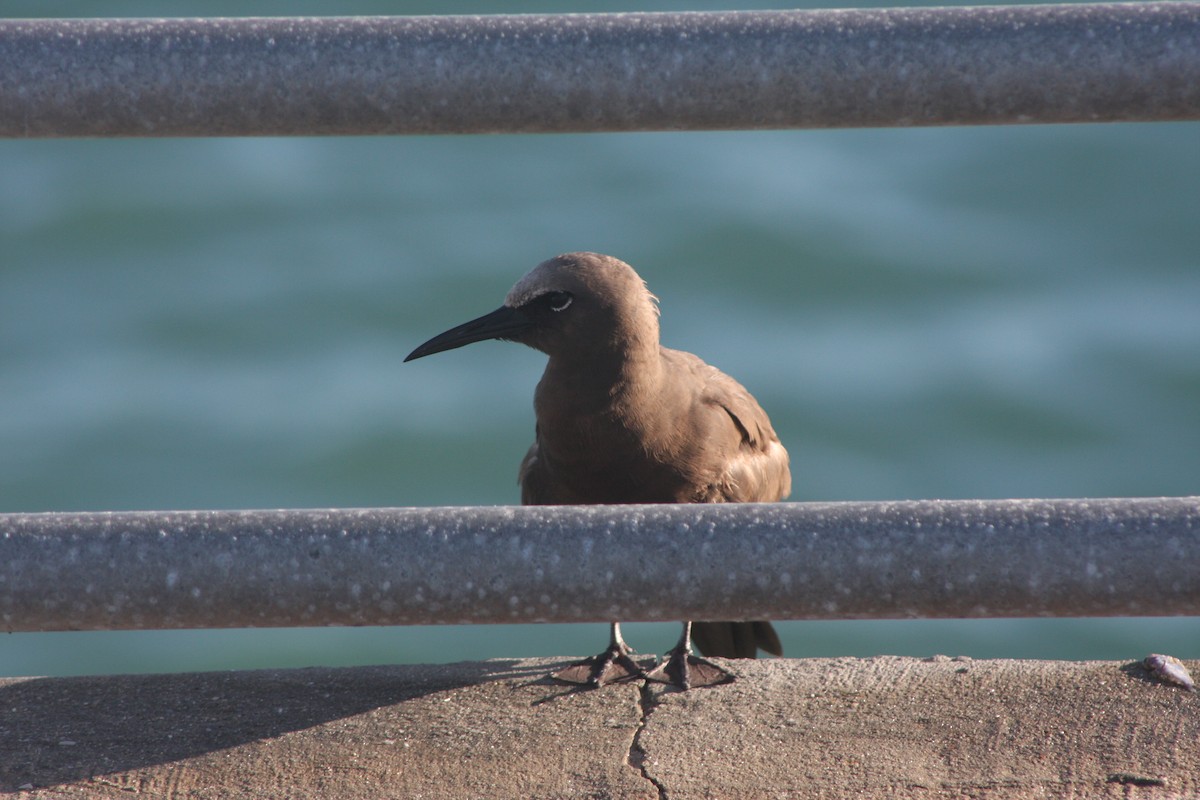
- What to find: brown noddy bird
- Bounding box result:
[405,252,789,690]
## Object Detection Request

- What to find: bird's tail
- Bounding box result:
[691,620,782,659]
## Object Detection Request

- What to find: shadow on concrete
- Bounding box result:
[0,659,556,791]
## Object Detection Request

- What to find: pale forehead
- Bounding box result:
[503,252,646,310]
[504,261,562,308]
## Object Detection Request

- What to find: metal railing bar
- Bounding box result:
[2,4,1198,138]
[3,496,1197,632]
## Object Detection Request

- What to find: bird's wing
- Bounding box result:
[693,357,792,503]
[667,350,790,658]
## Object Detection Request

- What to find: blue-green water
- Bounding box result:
[2,1,1198,677]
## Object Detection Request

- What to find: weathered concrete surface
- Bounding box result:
[1,656,1197,798]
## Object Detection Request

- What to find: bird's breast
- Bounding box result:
[527,410,699,504]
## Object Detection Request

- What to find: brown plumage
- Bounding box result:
[406,252,789,689]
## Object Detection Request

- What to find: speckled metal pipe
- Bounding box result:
[2,497,1197,632]
[1,3,1198,138]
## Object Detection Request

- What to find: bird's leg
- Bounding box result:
[644,621,735,690]
[550,622,651,687]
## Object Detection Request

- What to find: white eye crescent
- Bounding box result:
[549,293,572,312]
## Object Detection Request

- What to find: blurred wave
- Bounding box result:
[1,1,1198,675]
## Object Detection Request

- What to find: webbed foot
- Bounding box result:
[644,648,734,690]
[552,648,650,687]
[550,623,652,688]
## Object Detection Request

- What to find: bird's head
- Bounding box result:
[405,252,659,362]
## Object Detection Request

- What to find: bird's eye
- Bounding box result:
[543,291,573,312]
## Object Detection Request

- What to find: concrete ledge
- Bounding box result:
[2,656,1197,798]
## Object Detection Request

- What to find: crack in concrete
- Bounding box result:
[627,682,668,799]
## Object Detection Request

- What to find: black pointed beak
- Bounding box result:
[404,305,534,362]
